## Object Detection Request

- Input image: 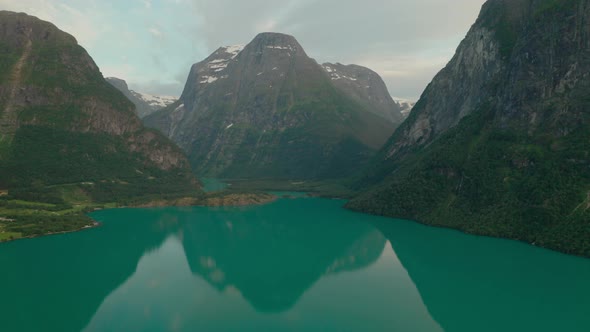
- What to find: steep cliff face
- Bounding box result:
[106,77,177,118]
[0,11,197,197]
[348,0,590,257]
[321,63,404,124]
[145,32,399,179]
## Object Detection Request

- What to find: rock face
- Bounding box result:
[321,63,404,123]
[106,77,177,118]
[145,33,402,179]
[348,0,590,257]
[0,11,197,196]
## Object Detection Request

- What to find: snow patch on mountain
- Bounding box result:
[133,92,177,108]
[174,104,185,113]
[266,45,294,51]
[200,76,219,84]
[392,97,416,118]
[199,45,245,83]
[223,45,244,58]
[322,64,358,81]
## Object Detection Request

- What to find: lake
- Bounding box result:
[0,196,589,332]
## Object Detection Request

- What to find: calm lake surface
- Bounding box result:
[1,196,589,332]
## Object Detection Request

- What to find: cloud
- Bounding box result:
[0,0,487,99]
[183,0,486,99]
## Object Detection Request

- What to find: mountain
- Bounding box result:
[0,11,198,236]
[321,62,404,123]
[144,33,402,180]
[347,0,590,257]
[106,77,177,118]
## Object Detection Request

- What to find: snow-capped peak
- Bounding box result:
[134,92,178,108]
[199,45,245,84]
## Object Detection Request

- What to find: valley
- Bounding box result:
[0,1,589,330]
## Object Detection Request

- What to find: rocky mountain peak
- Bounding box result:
[145,32,399,179]
[322,63,362,81]
[215,44,245,58]
[106,77,177,118]
[321,62,404,124]
[0,11,78,49]
[186,44,245,89]
[248,32,304,55]
[105,77,129,91]
[178,32,318,116]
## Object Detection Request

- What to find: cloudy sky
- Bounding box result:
[0,0,486,100]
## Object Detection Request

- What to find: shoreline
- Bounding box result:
[2,193,589,260]
[0,192,280,244]
[131,192,279,208]
[0,221,102,244]
[347,207,590,260]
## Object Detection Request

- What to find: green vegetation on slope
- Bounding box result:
[0,125,200,241]
[346,0,590,258]
[347,107,590,257]
[146,33,397,182]
[0,11,200,240]
[182,84,394,180]
[1,125,193,194]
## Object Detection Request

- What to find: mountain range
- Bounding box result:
[1,0,588,257]
[106,77,177,118]
[144,33,403,180]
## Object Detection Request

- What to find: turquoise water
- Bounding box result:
[0,197,589,331]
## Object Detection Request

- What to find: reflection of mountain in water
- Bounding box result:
[181,199,386,312]
[373,219,590,332]
[0,200,387,331]
[0,208,179,332]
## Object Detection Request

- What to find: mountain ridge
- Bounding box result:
[145,32,402,180]
[321,62,404,123]
[0,11,199,239]
[106,77,177,118]
[347,0,590,257]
